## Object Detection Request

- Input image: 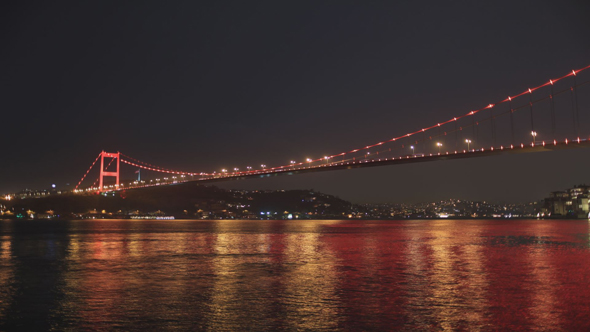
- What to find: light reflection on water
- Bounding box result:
[0,219,589,330]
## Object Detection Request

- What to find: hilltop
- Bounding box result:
[1,182,359,219]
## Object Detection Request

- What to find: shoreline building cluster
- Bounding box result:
[362,199,538,219]
[542,184,590,218]
[5,184,590,220]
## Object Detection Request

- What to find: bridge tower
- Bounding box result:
[99,151,120,191]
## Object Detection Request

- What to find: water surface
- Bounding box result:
[1,219,589,331]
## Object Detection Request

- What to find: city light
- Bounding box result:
[465,139,472,151]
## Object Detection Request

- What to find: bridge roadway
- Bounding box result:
[188,139,590,185]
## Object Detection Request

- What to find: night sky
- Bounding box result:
[2,0,589,203]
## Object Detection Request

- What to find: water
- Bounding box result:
[1,219,590,331]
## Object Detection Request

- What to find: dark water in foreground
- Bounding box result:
[1,219,590,331]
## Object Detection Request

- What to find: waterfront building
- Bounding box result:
[543,185,590,218]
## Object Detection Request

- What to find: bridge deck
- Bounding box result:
[193,140,590,184]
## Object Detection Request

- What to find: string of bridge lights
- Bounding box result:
[118,153,200,175]
[294,65,590,167]
[74,153,101,190]
[75,64,590,190]
[119,159,201,176]
[210,64,590,175]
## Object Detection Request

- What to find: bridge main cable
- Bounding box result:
[74,153,101,190]
[266,64,590,172]
[119,153,208,176]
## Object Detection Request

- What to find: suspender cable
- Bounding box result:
[475,120,479,150]
[549,82,556,140]
[490,107,496,147]
[573,73,581,139]
[472,112,476,149]
[438,125,442,150]
[509,97,515,146]
[422,129,428,155]
[454,120,458,150]
[529,89,535,142]
[570,87,577,138]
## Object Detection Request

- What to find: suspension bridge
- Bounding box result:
[75,65,590,193]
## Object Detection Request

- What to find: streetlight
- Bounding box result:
[290,160,296,169]
[531,131,537,145]
[247,166,252,172]
[261,164,266,170]
[306,158,312,168]
[465,139,472,151]
[324,156,330,165]
[410,145,415,156]
[436,142,442,154]
[233,168,239,174]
